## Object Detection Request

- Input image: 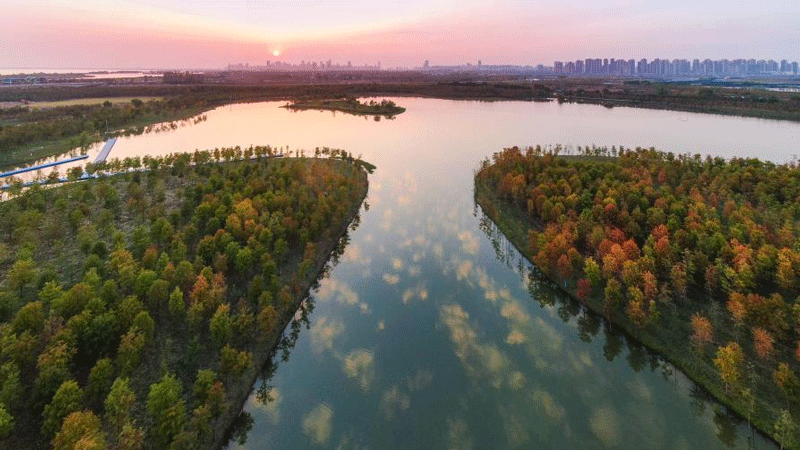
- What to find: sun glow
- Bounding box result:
[273,50,280,56]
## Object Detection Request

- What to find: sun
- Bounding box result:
[272,50,280,57]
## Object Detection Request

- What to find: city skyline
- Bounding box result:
[2,0,799,69]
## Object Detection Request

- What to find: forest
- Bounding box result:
[475,146,800,448]
[556,82,800,122]
[0,147,369,450]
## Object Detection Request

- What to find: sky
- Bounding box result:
[2,0,799,70]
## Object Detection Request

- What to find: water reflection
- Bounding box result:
[88,98,789,450]
[222,217,360,449]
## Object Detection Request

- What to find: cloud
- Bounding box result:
[380,384,411,420]
[506,329,525,345]
[567,350,593,374]
[310,317,345,354]
[456,260,473,281]
[392,257,404,270]
[381,209,394,231]
[532,388,565,421]
[458,231,480,255]
[589,405,621,448]
[500,300,530,324]
[302,403,334,445]
[341,243,370,265]
[247,387,281,425]
[406,369,434,392]
[508,371,525,390]
[533,317,564,353]
[342,349,376,391]
[401,283,428,304]
[317,279,359,306]
[439,304,517,388]
[382,273,400,285]
[445,418,474,450]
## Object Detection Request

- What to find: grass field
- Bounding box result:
[26,96,162,108]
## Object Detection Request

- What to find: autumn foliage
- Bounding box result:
[476,145,800,442]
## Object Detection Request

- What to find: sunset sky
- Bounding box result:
[2,0,799,69]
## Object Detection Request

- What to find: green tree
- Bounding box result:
[36,340,76,401]
[603,278,622,317]
[168,286,185,318]
[116,422,145,450]
[0,362,21,409]
[7,257,38,295]
[12,300,44,335]
[146,373,186,447]
[193,369,217,405]
[775,409,797,450]
[0,404,13,438]
[42,380,84,438]
[85,358,113,409]
[52,410,105,450]
[117,327,145,376]
[105,377,136,432]
[209,304,232,347]
[714,342,743,394]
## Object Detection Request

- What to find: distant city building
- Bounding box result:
[549,56,800,78]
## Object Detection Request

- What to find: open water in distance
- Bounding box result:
[101,100,800,448]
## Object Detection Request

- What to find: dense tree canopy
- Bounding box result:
[0,148,368,449]
[476,145,800,448]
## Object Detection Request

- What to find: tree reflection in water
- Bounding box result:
[221,210,361,448]
[475,202,758,448]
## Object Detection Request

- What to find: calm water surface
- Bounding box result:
[105,100,800,448]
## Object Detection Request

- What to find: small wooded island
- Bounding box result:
[475,146,800,448]
[282,97,406,117]
[0,148,369,450]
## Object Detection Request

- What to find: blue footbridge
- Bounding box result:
[0,137,116,184]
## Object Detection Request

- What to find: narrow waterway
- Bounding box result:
[96,99,800,448]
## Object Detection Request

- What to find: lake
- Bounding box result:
[80,99,800,448]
